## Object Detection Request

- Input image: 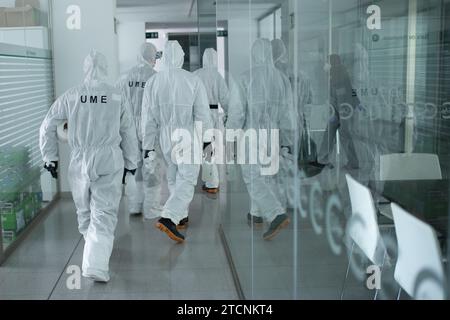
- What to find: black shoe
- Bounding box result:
[307,161,334,177]
[309,161,325,168]
[263,214,290,241]
[247,213,264,228]
[177,217,189,230]
[156,218,185,243]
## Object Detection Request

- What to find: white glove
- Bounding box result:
[143,151,157,175]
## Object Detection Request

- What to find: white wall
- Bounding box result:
[51,0,119,192]
[227,18,257,80]
[0,0,15,7]
[0,0,49,14]
[117,21,145,75]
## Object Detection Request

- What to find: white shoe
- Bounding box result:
[83,270,110,283]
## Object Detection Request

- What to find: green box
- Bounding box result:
[23,195,35,223]
[1,202,25,232]
[2,230,17,248]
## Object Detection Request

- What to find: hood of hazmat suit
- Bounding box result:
[83,49,108,86]
[161,40,185,70]
[40,49,139,282]
[272,39,288,64]
[271,39,293,82]
[271,39,312,127]
[203,47,218,68]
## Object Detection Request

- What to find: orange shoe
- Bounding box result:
[263,214,290,241]
[202,185,219,194]
[156,218,185,243]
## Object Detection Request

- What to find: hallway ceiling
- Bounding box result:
[116,0,364,24]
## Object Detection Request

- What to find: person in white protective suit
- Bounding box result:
[316,54,360,171]
[39,50,139,282]
[117,42,164,219]
[193,48,229,194]
[227,39,296,240]
[141,41,213,243]
[271,39,294,84]
[271,38,313,145]
[271,39,314,208]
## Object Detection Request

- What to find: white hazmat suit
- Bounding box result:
[117,43,163,219]
[39,50,139,282]
[227,39,296,232]
[141,41,213,231]
[194,48,229,191]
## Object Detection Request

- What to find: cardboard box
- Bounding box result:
[1,203,25,232]
[5,5,40,27]
[0,8,6,27]
[3,230,17,245]
[15,0,40,9]
[23,195,34,223]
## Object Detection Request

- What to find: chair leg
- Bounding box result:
[340,242,354,300]
[374,250,387,300]
[396,287,402,300]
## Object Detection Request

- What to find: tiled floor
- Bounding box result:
[1,163,405,300]
[0,185,238,300]
[222,166,402,300]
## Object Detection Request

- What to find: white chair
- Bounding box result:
[380,153,442,181]
[342,174,390,299]
[391,203,446,300]
[306,104,330,133]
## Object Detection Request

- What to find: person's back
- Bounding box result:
[194,48,229,111]
[65,83,123,152]
[150,69,200,130]
[144,43,211,156]
[229,40,294,146]
[117,44,158,143]
[41,52,137,177]
[271,39,294,85]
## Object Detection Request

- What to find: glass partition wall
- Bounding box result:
[219,0,450,300]
[0,0,57,263]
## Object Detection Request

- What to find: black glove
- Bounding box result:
[281,146,292,154]
[203,142,213,162]
[122,168,137,185]
[44,161,58,179]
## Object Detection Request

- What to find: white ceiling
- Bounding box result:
[116,0,197,23]
[116,0,364,24]
[117,0,191,8]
